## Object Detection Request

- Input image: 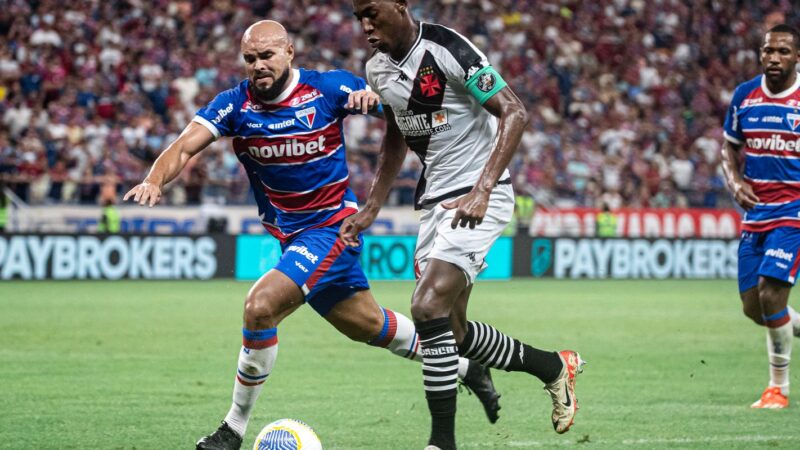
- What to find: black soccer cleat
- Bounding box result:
[460,360,502,423]
[196,421,243,450]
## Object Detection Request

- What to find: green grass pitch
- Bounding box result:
[2,279,800,449]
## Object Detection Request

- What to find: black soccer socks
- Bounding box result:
[417,317,458,450]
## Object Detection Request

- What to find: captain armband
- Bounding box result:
[465,66,508,104]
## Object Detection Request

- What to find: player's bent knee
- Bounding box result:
[244,290,282,328]
[410,294,447,322]
[411,280,457,322]
[742,303,764,325]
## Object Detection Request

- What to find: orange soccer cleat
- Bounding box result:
[544,350,586,433]
[751,387,789,409]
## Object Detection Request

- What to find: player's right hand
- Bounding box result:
[339,211,376,247]
[346,90,380,114]
[733,181,759,210]
[123,182,163,207]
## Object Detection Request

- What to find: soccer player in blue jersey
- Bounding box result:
[721,24,800,409]
[123,21,499,450]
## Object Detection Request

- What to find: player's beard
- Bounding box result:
[251,68,291,102]
[763,65,795,86]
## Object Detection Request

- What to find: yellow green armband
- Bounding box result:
[465,66,507,104]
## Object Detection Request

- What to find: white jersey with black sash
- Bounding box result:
[366,22,511,209]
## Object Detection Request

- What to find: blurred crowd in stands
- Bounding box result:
[1,0,798,209]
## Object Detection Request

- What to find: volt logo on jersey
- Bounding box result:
[787,113,800,131]
[295,107,316,128]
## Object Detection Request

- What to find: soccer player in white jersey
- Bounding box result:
[124,20,500,450]
[721,24,800,409]
[343,2,585,448]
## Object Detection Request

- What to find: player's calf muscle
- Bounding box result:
[327,311,383,342]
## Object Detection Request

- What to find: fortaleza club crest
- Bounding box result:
[787,113,800,131]
[295,107,316,128]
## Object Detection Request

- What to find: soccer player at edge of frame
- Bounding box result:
[721,23,800,410]
[123,19,502,450]
[343,1,585,449]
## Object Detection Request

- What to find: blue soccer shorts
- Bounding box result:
[738,226,800,292]
[274,224,369,316]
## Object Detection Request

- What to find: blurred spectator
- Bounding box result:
[2,0,796,209]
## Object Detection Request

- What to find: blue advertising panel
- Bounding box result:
[360,236,512,280]
[234,235,512,281]
[235,235,282,280]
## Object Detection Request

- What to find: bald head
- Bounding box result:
[241,20,295,102]
[242,20,289,48]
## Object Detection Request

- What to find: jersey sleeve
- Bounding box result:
[723,84,747,145]
[321,70,370,116]
[422,24,508,104]
[193,87,240,139]
[365,59,385,104]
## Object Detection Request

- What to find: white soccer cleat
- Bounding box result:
[424,446,442,450]
[544,350,586,434]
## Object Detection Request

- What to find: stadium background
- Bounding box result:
[3,0,800,449]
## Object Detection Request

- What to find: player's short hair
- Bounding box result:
[766,24,800,50]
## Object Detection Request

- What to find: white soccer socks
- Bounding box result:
[368,307,420,359]
[367,307,469,377]
[764,310,793,396]
[224,328,278,437]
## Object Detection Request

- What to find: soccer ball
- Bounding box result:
[253,418,322,450]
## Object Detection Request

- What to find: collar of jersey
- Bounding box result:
[252,69,300,105]
[389,22,424,67]
[761,73,800,99]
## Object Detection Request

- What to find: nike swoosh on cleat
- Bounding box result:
[562,388,572,407]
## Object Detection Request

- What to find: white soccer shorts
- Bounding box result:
[415,184,513,285]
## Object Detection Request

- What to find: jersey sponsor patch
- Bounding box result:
[745,134,800,152]
[288,88,323,108]
[268,118,296,130]
[743,97,764,106]
[395,108,451,137]
[245,136,326,159]
[212,102,234,125]
[234,123,342,165]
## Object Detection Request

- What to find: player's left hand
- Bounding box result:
[346,90,380,114]
[441,189,491,229]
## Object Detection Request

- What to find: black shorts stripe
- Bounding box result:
[418,178,511,209]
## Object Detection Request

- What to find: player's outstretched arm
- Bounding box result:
[442,87,529,229]
[123,122,215,207]
[720,139,759,210]
[340,106,407,246]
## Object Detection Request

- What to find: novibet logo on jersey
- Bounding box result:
[745,134,800,151]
